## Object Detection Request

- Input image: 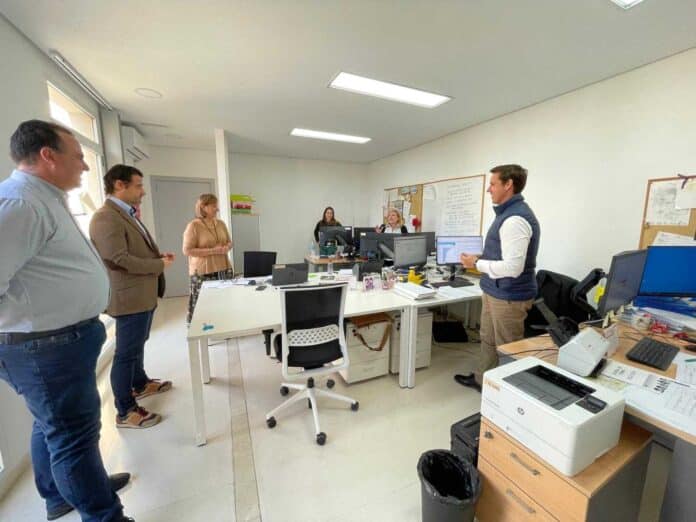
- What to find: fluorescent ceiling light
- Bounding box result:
[48,50,113,110]
[610,0,646,9]
[330,72,451,108]
[290,128,371,144]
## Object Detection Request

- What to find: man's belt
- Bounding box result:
[0,317,99,345]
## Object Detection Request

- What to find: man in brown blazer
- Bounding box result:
[90,165,174,429]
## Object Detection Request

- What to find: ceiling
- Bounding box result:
[3,1,696,163]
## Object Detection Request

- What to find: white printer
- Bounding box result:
[481,357,625,476]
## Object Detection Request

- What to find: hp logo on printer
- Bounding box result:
[516,407,525,416]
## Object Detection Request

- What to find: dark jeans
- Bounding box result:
[112,309,155,417]
[0,319,124,522]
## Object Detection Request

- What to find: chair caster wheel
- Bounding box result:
[326,379,335,389]
[266,417,276,428]
[280,386,289,396]
[316,432,326,445]
[308,399,312,409]
[351,401,359,411]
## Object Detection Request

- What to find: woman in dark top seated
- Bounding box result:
[376,208,408,234]
[313,206,342,241]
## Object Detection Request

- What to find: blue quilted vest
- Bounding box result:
[479,194,540,301]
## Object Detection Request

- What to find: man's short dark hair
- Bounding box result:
[103,164,143,195]
[10,119,73,164]
[490,164,528,194]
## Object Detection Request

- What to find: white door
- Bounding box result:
[151,176,216,297]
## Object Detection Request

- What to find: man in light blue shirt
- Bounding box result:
[0,120,133,522]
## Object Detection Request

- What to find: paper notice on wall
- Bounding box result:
[652,231,696,246]
[439,177,483,236]
[675,178,696,210]
[645,180,690,226]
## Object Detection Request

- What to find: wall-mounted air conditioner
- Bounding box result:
[121,125,150,162]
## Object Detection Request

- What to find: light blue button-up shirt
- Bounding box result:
[0,170,110,332]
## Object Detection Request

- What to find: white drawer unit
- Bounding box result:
[339,317,391,384]
[389,311,433,373]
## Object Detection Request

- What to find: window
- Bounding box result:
[47,82,99,143]
[48,82,104,236]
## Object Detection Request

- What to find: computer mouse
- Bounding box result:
[247,280,256,286]
[685,344,696,352]
[255,285,267,291]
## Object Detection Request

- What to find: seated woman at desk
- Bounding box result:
[182,193,234,324]
[375,208,408,234]
[313,206,342,241]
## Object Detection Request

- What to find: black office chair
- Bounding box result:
[524,269,601,338]
[265,283,358,446]
[243,251,277,277]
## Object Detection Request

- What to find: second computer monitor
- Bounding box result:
[639,246,696,297]
[319,226,352,246]
[597,249,648,317]
[393,235,427,268]
[436,236,484,265]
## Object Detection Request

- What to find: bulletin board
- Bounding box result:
[638,176,696,249]
[383,174,485,236]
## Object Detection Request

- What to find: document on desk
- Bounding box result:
[202,280,236,289]
[674,352,696,386]
[602,361,696,435]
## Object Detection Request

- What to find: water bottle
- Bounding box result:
[309,241,317,258]
[328,261,334,274]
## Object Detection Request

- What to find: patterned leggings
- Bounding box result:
[187,269,235,324]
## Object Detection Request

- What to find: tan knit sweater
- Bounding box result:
[182,218,232,276]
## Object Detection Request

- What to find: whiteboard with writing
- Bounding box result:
[422,175,485,236]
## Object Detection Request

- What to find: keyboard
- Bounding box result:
[626,337,680,371]
[429,279,474,288]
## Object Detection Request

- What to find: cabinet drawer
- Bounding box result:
[339,358,389,384]
[477,456,557,522]
[389,349,431,373]
[479,420,587,521]
[346,342,389,364]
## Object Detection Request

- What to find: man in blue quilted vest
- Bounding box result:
[455,164,540,391]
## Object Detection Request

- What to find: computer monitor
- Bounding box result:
[362,232,395,259]
[318,226,352,247]
[639,246,696,297]
[353,227,375,252]
[436,236,484,265]
[597,249,648,317]
[392,235,427,268]
[410,232,436,255]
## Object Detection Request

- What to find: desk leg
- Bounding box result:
[200,339,211,384]
[398,306,417,388]
[660,439,696,522]
[188,337,207,446]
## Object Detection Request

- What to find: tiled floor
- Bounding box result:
[0,297,670,521]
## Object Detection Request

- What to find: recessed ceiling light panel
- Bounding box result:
[290,128,371,144]
[134,87,163,99]
[610,0,646,9]
[330,72,451,108]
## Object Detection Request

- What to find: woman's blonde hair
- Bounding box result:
[195,193,218,218]
[386,207,403,226]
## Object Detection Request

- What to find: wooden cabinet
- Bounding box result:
[339,318,391,383]
[476,419,652,522]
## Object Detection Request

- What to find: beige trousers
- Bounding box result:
[475,293,533,384]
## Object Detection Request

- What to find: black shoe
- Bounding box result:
[46,473,131,520]
[454,373,482,392]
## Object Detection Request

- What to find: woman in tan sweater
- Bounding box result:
[182,194,234,324]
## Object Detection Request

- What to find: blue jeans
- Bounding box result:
[0,319,124,522]
[112,309,155,417]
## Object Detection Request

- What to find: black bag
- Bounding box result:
[157,273,166,298]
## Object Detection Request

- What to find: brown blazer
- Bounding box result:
[89,199,164,317]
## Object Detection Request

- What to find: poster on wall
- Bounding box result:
[645,180,690,226]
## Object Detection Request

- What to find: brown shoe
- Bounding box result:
[132,379,172,400]
[116,406,162,429]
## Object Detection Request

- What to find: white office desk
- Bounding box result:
[187,283,416,445]
[186,278,482,445]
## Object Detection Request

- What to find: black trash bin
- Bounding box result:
[450,413,481,466]
[417,449,481,522]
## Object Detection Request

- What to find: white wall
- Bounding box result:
[367,48,696,280]
[0,15,104,497]
[138,147,369,263]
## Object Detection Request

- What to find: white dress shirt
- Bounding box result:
[475,216,533,279]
